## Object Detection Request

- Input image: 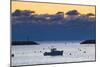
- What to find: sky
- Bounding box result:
[12,1,95,15]
[11,1,96,41]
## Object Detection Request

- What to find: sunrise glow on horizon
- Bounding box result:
[12,1,95,15]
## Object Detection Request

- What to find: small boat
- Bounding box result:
[44,48,63,56]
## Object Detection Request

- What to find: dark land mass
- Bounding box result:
[12,41,39,45]
[80,40,96,44]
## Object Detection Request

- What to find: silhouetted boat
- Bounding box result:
[44,48,63,56]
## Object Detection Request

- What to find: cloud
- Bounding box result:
[12,9,22,16]
[11,9,95,25]
[56,12,64,14]
[12,9,35,16]
[66,10,80,15]
[86,13,95,16]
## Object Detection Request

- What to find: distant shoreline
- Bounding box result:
[11,40,95,46]
[80,40,96,44]
[12,41,39,45]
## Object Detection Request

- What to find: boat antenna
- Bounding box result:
[26,36,30,41]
